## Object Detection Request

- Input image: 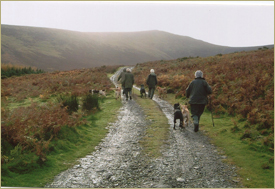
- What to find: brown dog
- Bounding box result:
[111,87,122,100]
[156,86,167,99]
[181,104,190,127]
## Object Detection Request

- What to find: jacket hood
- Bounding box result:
[150,73,156,76]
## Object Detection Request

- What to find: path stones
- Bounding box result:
[45,68,242,188]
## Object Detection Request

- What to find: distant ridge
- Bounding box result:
[1,24,273,71]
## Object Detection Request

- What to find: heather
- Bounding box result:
[1,65,122,186]
[133,49,274,152]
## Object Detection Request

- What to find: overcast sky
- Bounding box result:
[1,1,274,47]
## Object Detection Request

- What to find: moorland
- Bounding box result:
[1,25,274,187]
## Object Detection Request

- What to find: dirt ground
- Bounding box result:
[45,68,242,188]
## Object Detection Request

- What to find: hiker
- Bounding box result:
[118,68,127,95]
[146,69,158,99]
[122,68,134,100]
[186,70,212,132]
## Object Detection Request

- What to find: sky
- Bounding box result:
[1,1,274,47]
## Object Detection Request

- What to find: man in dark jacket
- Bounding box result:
[186,70,212,132]
[122,68,134,100]
[118,68,127,95]
[146,69,157,99]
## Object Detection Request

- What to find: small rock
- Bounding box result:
[177,178,185,182]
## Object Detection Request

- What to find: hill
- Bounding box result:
[133,48,274,148]
[1,24,274,72]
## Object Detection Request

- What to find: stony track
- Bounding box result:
[45,68,242,188]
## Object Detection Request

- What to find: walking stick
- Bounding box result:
[209,96,215,127]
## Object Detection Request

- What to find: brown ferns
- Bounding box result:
[1,102,86,162]
[132,49,274,131]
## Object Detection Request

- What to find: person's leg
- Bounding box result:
[129,88,132,100]
[197,104,206,122]
[190,104,200,132]
[125,88,129,100]
[122,86,125,95]
[151,87,155,99]
[191,104,206,132]
[148,87,151,98]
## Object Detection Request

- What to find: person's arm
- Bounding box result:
[205,81,212,95]
[118,73,122,81]
[146,75,150,85]
[186,82,192,98]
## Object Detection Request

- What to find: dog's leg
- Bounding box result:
[179,118,183,128]
[183,118,186,128]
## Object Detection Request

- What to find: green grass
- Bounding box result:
[164,93,274,188]
[200,112,274,188]
[133,88,170,158]
[1,98,122,187]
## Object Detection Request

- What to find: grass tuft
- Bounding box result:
[133,88,170,158]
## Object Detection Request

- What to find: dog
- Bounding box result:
[180,104,190,128]
[111,87,122,100]
[157,86,167,99]
[174,103,183,129]
[89,89,106,97]
[140,84,146,98]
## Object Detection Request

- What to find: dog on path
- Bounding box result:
[174,103,183,129]
[140,84,146,98]
[180,104,190,128]
[110,87,122,100]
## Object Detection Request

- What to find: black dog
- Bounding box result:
[140,84,146,98]
[174,103,183,129]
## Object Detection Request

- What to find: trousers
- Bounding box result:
[148,87,155,99]
[190,104,205,124]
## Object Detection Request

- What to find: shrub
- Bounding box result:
[57,94,79,114]
[82,93,100,112]
[1,102,85,163]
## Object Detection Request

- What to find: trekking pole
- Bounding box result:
[209,96,215,127]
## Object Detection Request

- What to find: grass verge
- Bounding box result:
[164,93,274,188]
[132,88,170,158]
[1,98,122,187]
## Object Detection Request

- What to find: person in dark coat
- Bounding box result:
[122,68,134,100]
[146,69,157,99]
[117,68,127,95]
[186,70,212,132]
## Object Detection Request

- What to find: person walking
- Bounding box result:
[146,69,157,99]
[122,68,134,101]
[186,70,212,132]
[117,68,127,95]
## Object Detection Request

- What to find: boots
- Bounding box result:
[194,124,199,132]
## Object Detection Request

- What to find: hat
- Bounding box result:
[150,69,155,73]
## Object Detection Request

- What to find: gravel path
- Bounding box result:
[45,68,242,188]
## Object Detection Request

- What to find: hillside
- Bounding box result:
[133,49,274,149]
[1,24,274,72]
